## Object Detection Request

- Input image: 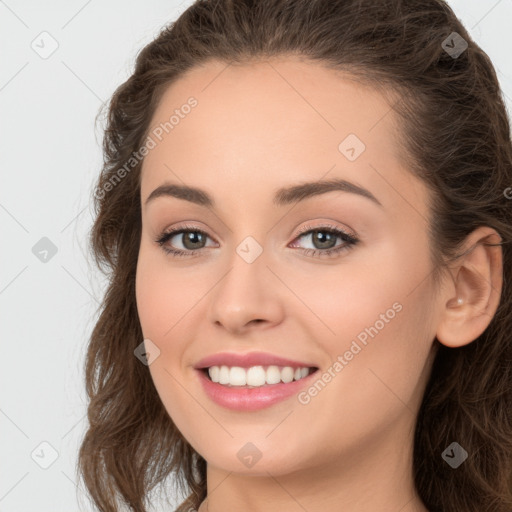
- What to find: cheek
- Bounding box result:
[294,234,435,403]
[135,256,168,339]
[135,247,208,389]
[287,286,434,467]
[285,247,422,353]
[135,245,198,340]
[135,249,197,428]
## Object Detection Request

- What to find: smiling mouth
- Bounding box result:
[200,365,319,388]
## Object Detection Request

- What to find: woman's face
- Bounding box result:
[136,57,440,476]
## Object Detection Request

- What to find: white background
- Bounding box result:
[1,1,511,511]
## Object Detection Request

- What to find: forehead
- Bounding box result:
[140,57,427,217]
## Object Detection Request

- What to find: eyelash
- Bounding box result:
[155,222,359,259]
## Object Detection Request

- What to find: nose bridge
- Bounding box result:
[207,233,284,332]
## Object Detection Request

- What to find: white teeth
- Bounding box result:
[207,365,313,387]
[247,366,266,386]
[218,365,230,384]
[229,366,247,386]
[209,365,220,382]
[266,365,281,384]
[281,366,294,383]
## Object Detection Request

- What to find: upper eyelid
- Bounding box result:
[158,223,357,247]
[160,223,351,237]
[295,222,355,238]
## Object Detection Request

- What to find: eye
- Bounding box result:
[155,224,217,258]
[289,223,359,258]
[155,222,359,258]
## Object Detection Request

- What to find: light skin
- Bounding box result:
[135,57,502,512]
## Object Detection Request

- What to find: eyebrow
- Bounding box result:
[144,178,383,209]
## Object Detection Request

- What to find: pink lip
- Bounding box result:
[195,367,319,411]
[194,351,317,370]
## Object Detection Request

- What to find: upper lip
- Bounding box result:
[194,352,318,370]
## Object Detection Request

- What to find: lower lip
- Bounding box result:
[195,368,318,411]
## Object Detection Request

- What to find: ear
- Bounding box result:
[436,226,503,348]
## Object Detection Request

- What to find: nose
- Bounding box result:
[206,246,285,335]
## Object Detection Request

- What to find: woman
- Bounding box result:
[78,1,512,511]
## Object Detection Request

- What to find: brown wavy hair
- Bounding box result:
[77,1,512,511]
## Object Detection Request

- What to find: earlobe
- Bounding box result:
[435,227,503,349]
